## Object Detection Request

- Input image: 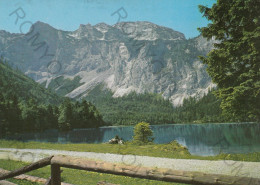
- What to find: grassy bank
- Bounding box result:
[0,140,259,162]
[0,159,188,185]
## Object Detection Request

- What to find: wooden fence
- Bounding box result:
[0,155,259,185]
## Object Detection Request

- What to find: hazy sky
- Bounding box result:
[0,0,215,38]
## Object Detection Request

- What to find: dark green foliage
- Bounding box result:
[198,0,260,121]
[20,99,59,132]
[85,84,228,125]
[46,76,84,96]
[171,89,230,123]
[0,58,62,105]
[0,95,105,135]
[84,84,176,125]
[58,98,73,131]
[133,122,154,145]
[0,60,105,135]
[58,98,104,131]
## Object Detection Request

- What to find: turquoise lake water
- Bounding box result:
[4,122,260,156]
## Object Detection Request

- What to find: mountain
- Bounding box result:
[0,21,216,106]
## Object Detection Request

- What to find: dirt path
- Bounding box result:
[0,148,259,179]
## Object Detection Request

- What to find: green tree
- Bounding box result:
[198,0,260,121]
[6,95,22,132]
[133,122,153,145]
[21,98,45,132]
[58,98,73,131]
[0,92,8,135]
[74,100,90,128]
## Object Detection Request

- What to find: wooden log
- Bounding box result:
[0,180,17,185]
[51,155,260,185]
[0,167,48,184]
[51,164,61,185]
[0,167,72,185]
[0,156,53,180]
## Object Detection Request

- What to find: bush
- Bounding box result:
[161,140,190,156]
[132,122,153,145]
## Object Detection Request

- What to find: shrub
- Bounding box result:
[132,122,153,145]
[161,140,190,156]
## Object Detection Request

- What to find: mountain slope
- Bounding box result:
[0,21,216,106]
[0,59,62,104]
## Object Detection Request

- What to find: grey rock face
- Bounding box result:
[0,21,215,106]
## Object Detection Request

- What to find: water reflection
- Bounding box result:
[3,122,260,156]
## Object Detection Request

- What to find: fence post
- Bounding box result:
[51,164,61,185]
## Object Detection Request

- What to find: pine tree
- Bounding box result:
[58,98,73,131]
[198,0,260,121]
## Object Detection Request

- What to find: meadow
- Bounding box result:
[0,140,260,162]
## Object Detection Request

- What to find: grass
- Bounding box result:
[0,139,260,162]
[0,159,188,185]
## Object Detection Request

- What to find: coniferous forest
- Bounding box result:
[0,60,104,136]
[85,84,234,125]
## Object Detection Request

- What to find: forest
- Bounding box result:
[0,60,104,136]
[85,84,235,125]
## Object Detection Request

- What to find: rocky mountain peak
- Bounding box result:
[31,21,56,32]
[114,21,185,41]
[78,23,92,30]
[0,21,215,106]
[94,23,112,32]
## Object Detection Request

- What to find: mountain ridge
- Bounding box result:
[0,21,215,106]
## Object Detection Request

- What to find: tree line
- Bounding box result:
[172,90,233,123]
[0,94,104,136]
[85,85,177,125]
[85,84,236,125]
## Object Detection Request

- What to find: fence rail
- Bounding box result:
[0,155,259,185]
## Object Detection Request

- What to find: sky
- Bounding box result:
[0,0,216,39]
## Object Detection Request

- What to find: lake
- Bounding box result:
[3,122,260,156]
